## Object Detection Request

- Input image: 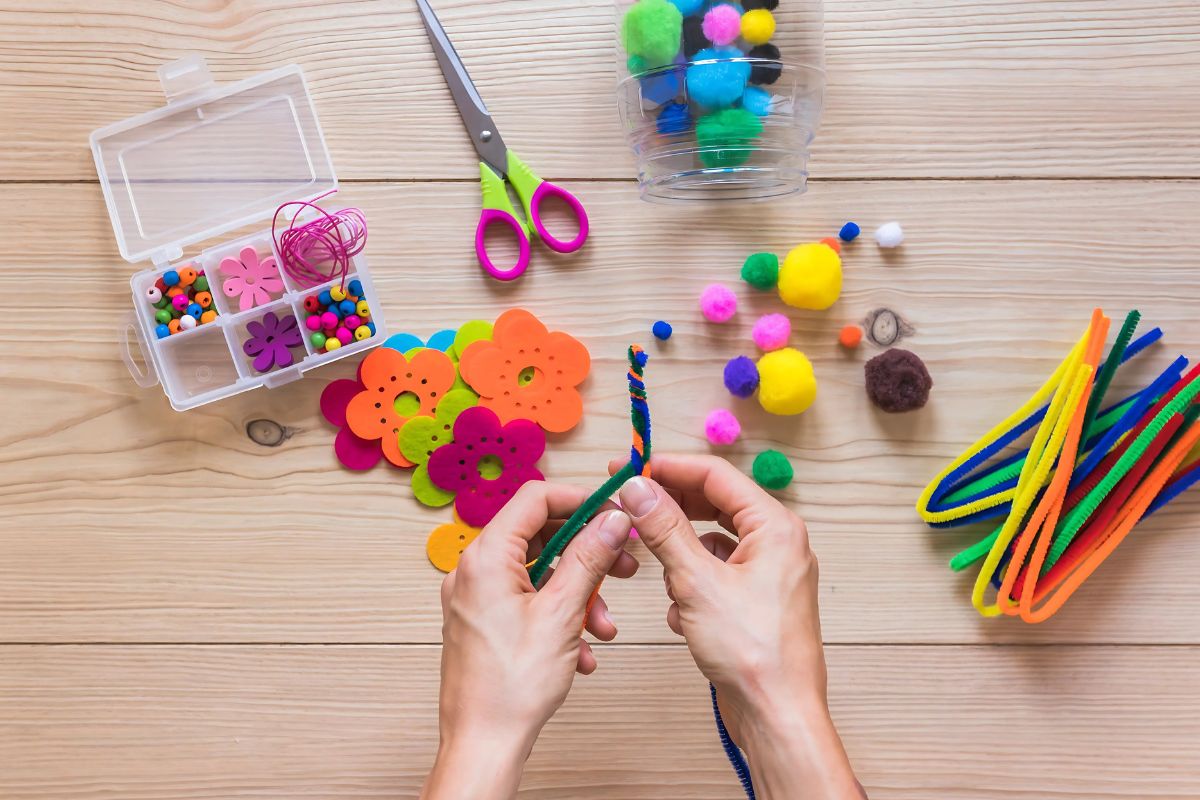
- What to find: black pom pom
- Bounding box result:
[683,16,709,59]
[748,43,783,85]
[742,0,780,8]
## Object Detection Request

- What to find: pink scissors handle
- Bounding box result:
[529,181,590,254]
[475,209,532,282]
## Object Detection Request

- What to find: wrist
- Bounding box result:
[424,729,530,800]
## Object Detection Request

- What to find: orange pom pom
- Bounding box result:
[839,324,863,349]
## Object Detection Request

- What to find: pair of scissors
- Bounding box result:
[416,0,590,281]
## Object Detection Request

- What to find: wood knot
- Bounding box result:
[863,308,914,347]
[246,419,294,448]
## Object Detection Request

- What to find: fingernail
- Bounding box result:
[598,510,632,550]
[620,477,658,518]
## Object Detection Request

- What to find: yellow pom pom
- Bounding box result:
[757,347,817,416]
[777,242,842,311]
[741,9,776,46]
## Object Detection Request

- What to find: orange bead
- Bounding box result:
[200,310,217,324]
[838,324,862,349]
[820,237,842,255]
[168,319,181,334]
[166,286,184,298]
[194,291,213,309]
[178,267,197,286]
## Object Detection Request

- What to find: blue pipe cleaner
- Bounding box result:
[711,683,755,799]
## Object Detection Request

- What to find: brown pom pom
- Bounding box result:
[865,348,932,413]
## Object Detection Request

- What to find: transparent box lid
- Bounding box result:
[91,56,336,264]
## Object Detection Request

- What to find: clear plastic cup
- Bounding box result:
[615,0,825,203]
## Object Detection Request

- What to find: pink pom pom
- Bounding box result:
[704,408,741,445]
[702,4,742,47]
[700,283,738,322]
[752,313,791,352]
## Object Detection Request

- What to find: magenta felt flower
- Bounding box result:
[221,246,285,311]
[427,405,545,527]
[243,311,303,372]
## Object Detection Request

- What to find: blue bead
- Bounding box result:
[652,320,673,341]
[338,299,356,316]
[162,270,180,287]
[186,303,203,318]
[656,102,691,135]
[347,279,363,297]
[155,324,171,339]
[367,321,377,335]
[326,305,342,319]
[839,222,861,242]
[318,290,332,306]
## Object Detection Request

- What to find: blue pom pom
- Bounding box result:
[347,279,363,296]
[741,85,772,117]
[839,222,861,242]
[669,0,705,14]
[657,102,691,135]
[686,48,750,109]
[640,67,682,105]
[652,320,674,340]
[155,323,171,339]
[723,355,760,398]
[318,290,333,307]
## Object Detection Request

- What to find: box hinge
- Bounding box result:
[157,55,216,103]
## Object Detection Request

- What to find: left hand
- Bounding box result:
[423,481,637,799]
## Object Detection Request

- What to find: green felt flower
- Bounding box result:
[399,389,479,507]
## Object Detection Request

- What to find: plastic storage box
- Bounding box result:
[91,55,387,411]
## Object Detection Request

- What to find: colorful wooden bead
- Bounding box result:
[306,315,322,331]
[193,275,209,292]
[318,290,333,306]
[321,311,338,330]
[155,309,172,324]
[162,270,180,287]
[186,303,203,318]
[179,267,197,286]
[144,286,162,304]
[168,319,181,334]
[155,277,167,293]
[154,296,170,310]
[195,291,213,309]
[356,300,370,318]
[335,327,353,345]
[325,337,342,352]
[311,331,327,349]
[172,294,190,311]
[303,296,320,313]
[354,325,372,341]
[179,314,198,330]
[344,315,361,330]
[329,286,347,302]
[338,299,355,316]
[155,323,171,339]
[166,286,185,298]
[367,322,377,336]
[348,279,363,296]
[200,310,218,324]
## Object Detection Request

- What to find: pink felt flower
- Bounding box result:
[221,246,285,311]
[427,406,545,527]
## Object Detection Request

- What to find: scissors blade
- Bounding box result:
[415,0,510,176]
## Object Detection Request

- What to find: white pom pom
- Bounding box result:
[874,221,905,249]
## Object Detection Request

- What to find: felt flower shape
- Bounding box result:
[221,246,285,311]
[458,309,590,433]
[345,348,457,468]
[399,389,479,507]
[321,378,383,471]
[427,405,546,527]
[243,311,303,373]
[427,512,482,573]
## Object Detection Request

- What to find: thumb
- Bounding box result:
[541,509,633,609]
[619,476,712,578]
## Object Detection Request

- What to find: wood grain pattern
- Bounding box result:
[0,0,1198,180]
[1,644,1198,800]
[2,179,1199,646]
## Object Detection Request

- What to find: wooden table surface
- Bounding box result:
[2,2,1199,798]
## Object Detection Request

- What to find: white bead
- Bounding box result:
[179,314,198,330]
[144,286,163,304]
[874,221,905,248]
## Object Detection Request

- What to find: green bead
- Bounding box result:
[741,252,779,290]
[193,275,209,292]
[752,449,793,490]
[155,309,172,324]
[171,308,183,319]
[155,296,171,309]
[311,331,327,349]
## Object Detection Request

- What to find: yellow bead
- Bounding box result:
[741,9,776,46]
[757,347,817,416]
[325,337,343,352]
[354,325,372,341]
[329,286,347,302]
[356,300,370,318]
[777,242,842,311]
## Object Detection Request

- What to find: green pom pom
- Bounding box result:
[752,449,793,490]
[741,252,779,290]
[627,54,648,74]
[696,108,764,168]
[622,0,684,69]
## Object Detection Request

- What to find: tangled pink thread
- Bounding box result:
[272,190,368,289]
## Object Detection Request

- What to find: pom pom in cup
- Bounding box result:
[616,0,825,202]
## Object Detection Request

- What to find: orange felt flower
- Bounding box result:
[426,512,482,573]
[345,348,457,467]
[458,309,590,433]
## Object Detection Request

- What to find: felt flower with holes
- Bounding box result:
[426,511,483,573]
[221,246,285,311]
[399,389,479,507]
[427,405,545,527]
[345,348,457,468]
[458,309,590,433]
[243,311,303,372]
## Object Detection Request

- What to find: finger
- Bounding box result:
[585,594,617,641]
[698,531,739,563]
[476,482,593,557]
[610,550,640,580]
[541,510,634,609]
[619,476,714,578]
[609,458,736,533]
[576,639,597,675]
[666,602,683,636]
[641,453,791,530]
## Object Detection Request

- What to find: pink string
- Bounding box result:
[271,190,368,290]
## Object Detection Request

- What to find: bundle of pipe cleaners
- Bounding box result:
[271,190,368,290]
[918,309,1200,622]
[524,346,755,799]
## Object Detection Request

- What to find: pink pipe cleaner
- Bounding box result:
[271,190,368,289]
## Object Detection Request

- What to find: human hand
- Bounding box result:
[613,454,861,799]
[422,481,637,800]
